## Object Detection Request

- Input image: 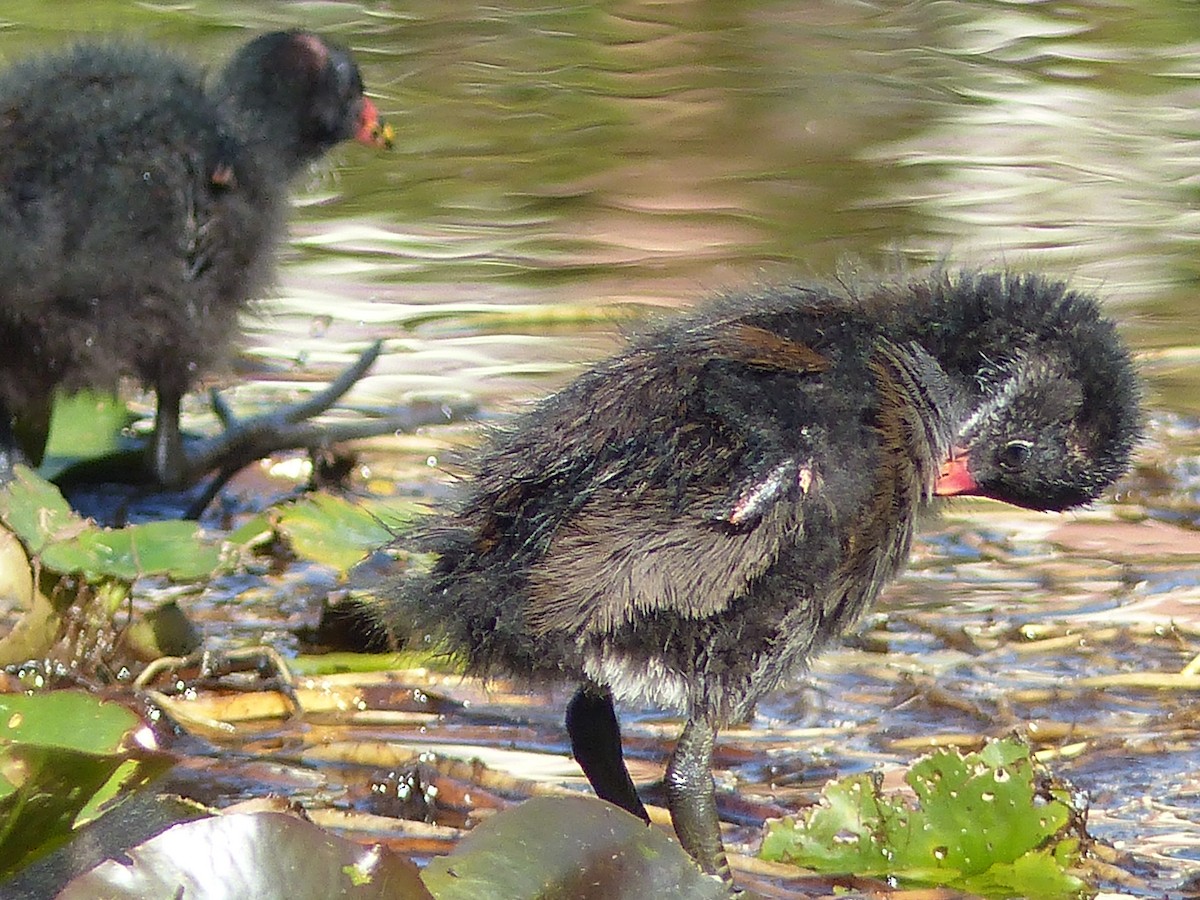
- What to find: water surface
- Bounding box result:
[5,1,1200,894]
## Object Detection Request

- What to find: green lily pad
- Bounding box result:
[760,737,1087,899]
[423,796,728,900]
[57,812,432,900]
[0,465,83,554]
[0,469,221,583]
[39,519,221,582]
[39,391,132,480]
[0,691,146,755]
[277,495,424,575]
[0,691,173,880]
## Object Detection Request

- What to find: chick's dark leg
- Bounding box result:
[150,385,186,488]
[565,685,650,822]
[0,397,52,483]
[0,407,18,484]
[666,716,729,881]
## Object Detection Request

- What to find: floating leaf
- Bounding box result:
[760,737,1087,900]
[277,495,423,575]
[423,796,728,900]
[39,391,132,480]
[0,691,146,755]
[57,811,431,900]
[0,469,221,583]
[0,692,172,880]
[0,465,83,553]
[39,520,221,582]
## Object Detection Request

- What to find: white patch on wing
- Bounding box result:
[728,458,814,525]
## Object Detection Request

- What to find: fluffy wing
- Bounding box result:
[517,324,834,636]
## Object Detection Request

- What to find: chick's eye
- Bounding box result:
[998,439,1033,470]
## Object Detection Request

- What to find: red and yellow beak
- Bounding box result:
[355,97,394,149]
[934,449,978,497]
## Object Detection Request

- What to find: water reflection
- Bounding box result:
[298,2,1200,413]
[5,1,1196,408]
[5,0,1200,892]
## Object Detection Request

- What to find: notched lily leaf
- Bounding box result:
[1,469,220,582]
[760,737,1088,900]
[0,469,220,664]
[422,795,729,900]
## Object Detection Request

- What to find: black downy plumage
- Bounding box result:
[0,31,390,485]
[385,270,1141,883]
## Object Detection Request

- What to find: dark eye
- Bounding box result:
[998,440,1033,470]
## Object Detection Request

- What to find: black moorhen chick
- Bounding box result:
[0,31,391,487]
[385,271,1141,884]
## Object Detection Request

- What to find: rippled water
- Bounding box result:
[7,1,1195,412]
[6,1,1200,894]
